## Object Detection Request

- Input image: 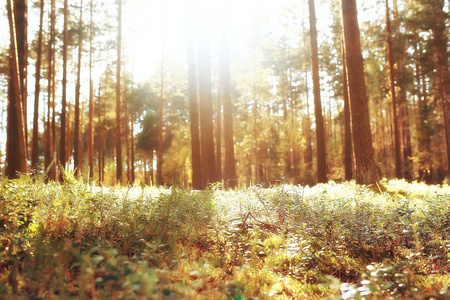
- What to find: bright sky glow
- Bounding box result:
[124,0,302,82]
[0,0,386,159]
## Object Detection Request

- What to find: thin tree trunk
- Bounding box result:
[282,75,292,177]
[216,90,222,182]
[309,0,327,183]
[341,38,353,181]
[198,20,217,187]
[88,0,94,180]
[341,0,378,184]
[46,0,56,180]
[74,0,83,177]
[6,0,28,178]
[386,0,402,179]
[303,71,313,183]
[67,103,72,167]
[253,92,259,183]
[157,42,164,186]
[125,97,130,183]
[130,85,135,184]
[80,102,84,174]
[219,15,237,188]
[59,0,69,181]
[417,43,432,181]
[187,9,202,189]
[32,0,44,173]
[15,0,27,143]
[116,0,123,184]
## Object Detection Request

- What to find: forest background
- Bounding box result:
[1,0,450,188]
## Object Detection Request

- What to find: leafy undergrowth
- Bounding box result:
[1,176,450,299]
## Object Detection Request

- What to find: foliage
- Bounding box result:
[0,177,449,298]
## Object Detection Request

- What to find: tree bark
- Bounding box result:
[88,0,94,180]
[386,0,402,179]
[116,0,123,184]
[15,0,27,142]
[59,0,69,181]
[416,39,432,182]
[309,0,327,183]
[6,0,28,178]
[216,88,222,182]
[46,0,56,180]
[157,42,164,186]
[32,0,44,173]
[341,38,353,181]
[187,9,203,189]
[253,92,259,183]
[74,0,84,177]
[198,19,217,187]
[130,84,135,184]
[303,72,313,184]
[431,4,450,179]
[219,15,237,189]
[341,0,378,184]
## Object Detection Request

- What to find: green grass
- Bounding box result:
[0,176,449,299]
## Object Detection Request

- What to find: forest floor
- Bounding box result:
[0,175,449,299]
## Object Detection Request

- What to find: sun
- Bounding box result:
[122,0,298,83]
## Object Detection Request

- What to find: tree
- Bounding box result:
[74,0,84,176]
[32,0,44,172]
[15,0,27,139]
[197,16,217,187]
[187,7,203,189]
[59,0,69,181]
[116,0,123,184]
[386,0,402,178]
[308,0,327,183]
[157,43,164,186]
[341,38,353,181]
[6,0,28,178]
[45,0,57,181]
[430,0,450,179]
[341,0,378,184]
[219,12,237,188]
[88,0,94,180]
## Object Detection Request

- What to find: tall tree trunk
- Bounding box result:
[417,40,432,182]
[59,0,69,181]
[391,1,413,180]
[46,0,56,180]
[157,42,164,186]
[341,0,378,184]
[32,0,44,173]
[253,92,260,183]
[80,102,84,174]
[15,0,27,143]
[116,0,123,184]
[303,71,313,184]
[198,20,217,187]
[431,4,450,179]
[386,0,402,179]
[6,0,28,178]
[67,103,72,166]
[309,0,327,183]
[88,0,94,180]
[216,89,222,182]
[125,94,130,183]
[130,83,135,184]
[187,9,203,189]
[219,15,237,189]
[74,0,83,177]
[282,78,291,177]
[341,38,353,181]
